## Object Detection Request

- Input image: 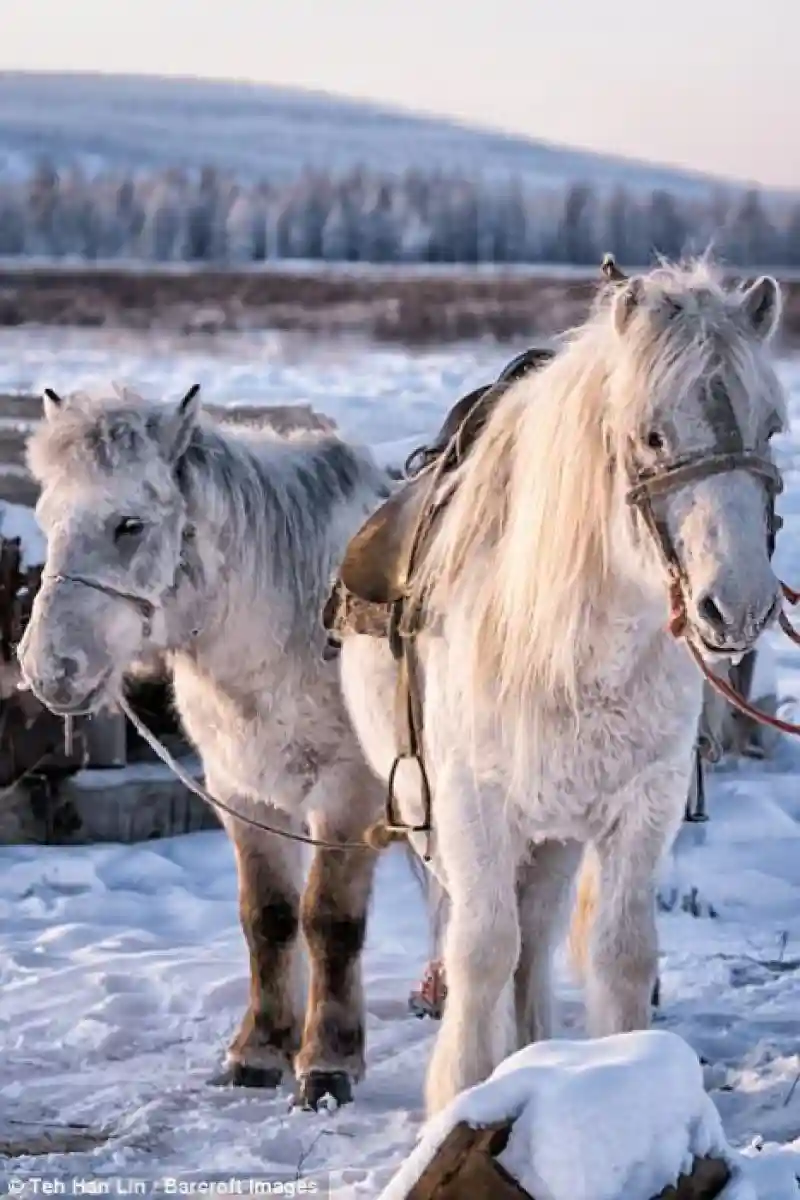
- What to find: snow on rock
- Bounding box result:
[379,1030,777,1200]
[0,499,45,566]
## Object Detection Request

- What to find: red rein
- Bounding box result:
[677,580,800,738]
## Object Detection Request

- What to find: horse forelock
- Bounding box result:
[26,386,170,490]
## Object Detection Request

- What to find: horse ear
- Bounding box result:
[43,388,66,423]
[740,276,782,343]
[611,278,644,336]
[163,384,201,461]
[600,253,628,285]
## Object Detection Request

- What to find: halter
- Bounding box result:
[39,517,202,642]
[42,573,157,637]
[600,250,800,743]
[627,442,784,590]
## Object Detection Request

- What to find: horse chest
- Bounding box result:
[172,656,351,806]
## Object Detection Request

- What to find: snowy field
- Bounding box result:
[3,331,800,1195]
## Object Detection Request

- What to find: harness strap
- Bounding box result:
[119,694,376,851]
[627,451,782,507]
[43,573,156,635]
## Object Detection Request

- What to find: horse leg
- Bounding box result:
[584,768,686,1037]
[514,839,582,1046]
[213,811,304,1088]
[294,768,379,1110]
[425,771,520,1116]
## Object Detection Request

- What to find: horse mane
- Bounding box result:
[27,385,389,650]
[413,259,786,766]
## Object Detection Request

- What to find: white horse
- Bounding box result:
[338,259,787,1115]
[18,389,391,1109]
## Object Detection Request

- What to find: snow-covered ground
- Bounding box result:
[2,333,800,1195]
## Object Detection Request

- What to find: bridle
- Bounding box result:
[42,573,157,637]
[601,254,800,739]
[626,446,784,609]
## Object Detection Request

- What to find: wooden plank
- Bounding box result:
[0,392,336,428]
[403,1121,729,1200]
[0,396,338,507]
[407,1122,532,1200]
[0,467,38,506]
[58,759,219,843]
[654,1157,730,1200]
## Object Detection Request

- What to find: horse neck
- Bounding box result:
[169,428,318,674]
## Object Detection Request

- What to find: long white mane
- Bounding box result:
[413,260,785,764]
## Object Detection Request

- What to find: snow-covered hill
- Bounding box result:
[0,70,765,196]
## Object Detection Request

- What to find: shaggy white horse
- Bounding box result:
[339,260,787,1115]
[18,392,391,1109]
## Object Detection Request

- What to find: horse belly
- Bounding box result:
[339,635,431,817]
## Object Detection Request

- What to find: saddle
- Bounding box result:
[321,344,555,855]
[331,345,555,615]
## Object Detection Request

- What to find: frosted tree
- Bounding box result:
[0,181,25,255]
[321,198,360,260]
[140,172,187,261]
[783,202,800,267]
[26,158,61,256]
[645,189,690,260]
[225,186,259,263]
[727,189,777,267]
[359,180,400,262]
[557,182,600,264]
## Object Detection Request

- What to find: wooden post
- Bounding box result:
[407,1122,531,1200]
[83,710,127,768]
[404,1121,731,1200]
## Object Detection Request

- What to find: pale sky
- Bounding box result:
[3,0,799,188]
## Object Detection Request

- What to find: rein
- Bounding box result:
[117,695,372,851]
[668,580,800,739]
[42,573,374,852]
[628,437,800,740]
[43,573,156,636]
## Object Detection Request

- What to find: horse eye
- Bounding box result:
[644,430,665,452]
[114,517,145,542]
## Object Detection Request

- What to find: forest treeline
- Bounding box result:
[1,161,799,267]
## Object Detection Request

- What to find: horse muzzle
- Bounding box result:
[20,654,112,717]
[690,589,781,660]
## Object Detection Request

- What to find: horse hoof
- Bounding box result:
[408,993,444,1020]
[294,1070,353,1111]
[208,1063,283,1089]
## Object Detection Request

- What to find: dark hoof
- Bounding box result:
[295,1070,353,1111]
[408,993,444,1020]
[208,1062,283,1089]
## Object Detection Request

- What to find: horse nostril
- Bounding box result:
[61,656,80,681]
[697,593,726,632]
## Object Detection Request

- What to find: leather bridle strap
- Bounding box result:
[628,447,799,737]
[627,448,782,604]
[43,573,156,636]
[627,451,782,507]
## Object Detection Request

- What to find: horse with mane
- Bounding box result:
[337,258,787,1115]
[18,387,391,1109]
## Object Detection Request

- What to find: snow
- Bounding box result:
[1,337,800,1195]
[379,1030,773,1200]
